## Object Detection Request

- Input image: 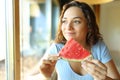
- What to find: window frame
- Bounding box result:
[5,0,59,80]
[6,0,20,80]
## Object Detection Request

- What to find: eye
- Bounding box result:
[61,19,67,24]
[73,20,81,24]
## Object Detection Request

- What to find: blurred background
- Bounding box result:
[0,0,120,80]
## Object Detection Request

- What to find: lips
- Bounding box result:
[63,32,75,40]
[65,32,75,35]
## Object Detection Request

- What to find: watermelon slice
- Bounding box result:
[59,38,92,62]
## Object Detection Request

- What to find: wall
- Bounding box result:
[100,0,120,72]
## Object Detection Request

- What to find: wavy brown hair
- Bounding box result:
[54,1,102,46]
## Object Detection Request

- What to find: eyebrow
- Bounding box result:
[73,17,83,19]
[62,16,83,20]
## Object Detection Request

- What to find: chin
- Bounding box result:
[66,37,74,41]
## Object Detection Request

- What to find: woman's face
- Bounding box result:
[61,6,88,44]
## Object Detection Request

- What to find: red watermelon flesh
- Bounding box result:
[59,38,92,61]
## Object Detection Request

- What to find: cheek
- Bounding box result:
[61,26,65,33]
[77,27,88,37]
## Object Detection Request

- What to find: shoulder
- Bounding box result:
[93,40,107,48]
[50,42,64,51]
[91,40,112,63]
[92,40,109,51]
[45,42,64,55]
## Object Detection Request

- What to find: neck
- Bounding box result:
[79,42,90,51]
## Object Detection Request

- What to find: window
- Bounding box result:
[20,0,59,80]
[0,0,59,80]
[5,0,20,80]
[0,0,6,80]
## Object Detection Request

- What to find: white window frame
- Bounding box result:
[6,0,20,80]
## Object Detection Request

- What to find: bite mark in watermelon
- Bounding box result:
[59,38,92,62]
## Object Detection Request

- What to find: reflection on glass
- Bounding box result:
[0,0,6,80]
[30,3,48,52]
[20,0,59,80]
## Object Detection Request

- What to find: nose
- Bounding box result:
[66,21,73,30]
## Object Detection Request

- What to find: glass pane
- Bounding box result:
[0,0,6,80]
[20,0,59,80]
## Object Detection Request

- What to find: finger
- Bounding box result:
[86,60,107,74]
[93,70,107,80]
[42,59,56,66]
[82,61,97,74]
[40,60,55,73]
[44,54,59,61]
[82,61,107,79]
[48,55,60,61]
[90,59,107,70]
[83,63,105,79]
[84,59,107,74]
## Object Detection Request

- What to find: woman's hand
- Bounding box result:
[82,59,108,80]
[39,54,59,78]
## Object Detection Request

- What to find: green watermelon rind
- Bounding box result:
[61,54,93,62]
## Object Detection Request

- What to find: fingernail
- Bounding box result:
[81,61,86,68]
[81,64,86,68]
[51,60,55,62]
[58,57,61,60]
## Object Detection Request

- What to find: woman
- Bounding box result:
[39,1,120,80]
